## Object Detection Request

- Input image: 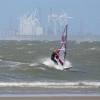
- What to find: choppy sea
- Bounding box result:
[0,40,100,96]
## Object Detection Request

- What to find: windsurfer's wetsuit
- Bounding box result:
[51,51,58,65]
[51,50,64,66]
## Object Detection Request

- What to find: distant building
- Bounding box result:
[19,13,43,36]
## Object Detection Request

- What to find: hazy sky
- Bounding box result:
[0,0,100,36]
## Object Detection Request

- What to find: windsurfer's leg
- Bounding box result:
[53,59,58,65]
[51,57,58,65]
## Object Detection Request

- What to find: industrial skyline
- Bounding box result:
[0,0,100,41]
[0,9,99,41]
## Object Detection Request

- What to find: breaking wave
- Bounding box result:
[0,81,100,88]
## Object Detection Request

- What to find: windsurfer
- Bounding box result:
[51,49,64,66]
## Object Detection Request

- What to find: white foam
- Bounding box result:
[0,81,99,88]
[34,67,46,71]
[16,47,24,50]
[0,59,2,62]
[29,63,39,67]
[90,47,96,50]
[89,47,100,51]
[42,58,72,70]
[27,43,33,46]
[27,51,33,54]
[29,60,47,70]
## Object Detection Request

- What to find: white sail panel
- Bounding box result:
[57,25,68,65]
[58,44,65,64]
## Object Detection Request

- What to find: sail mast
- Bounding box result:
[64,24,68,61]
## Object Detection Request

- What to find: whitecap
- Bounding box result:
[27,51,34,54]
[90,47,96,50]
[27,43,33,46]
[29,63,39,67]
[34,67,46,71]
[16,47,24,50]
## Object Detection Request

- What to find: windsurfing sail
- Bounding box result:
[58,24,68,65]
[51,24,68,66]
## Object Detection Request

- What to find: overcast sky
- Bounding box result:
[0,0,100,37]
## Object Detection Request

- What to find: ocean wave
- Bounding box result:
[0,81,100,88]
[0,60,25,68]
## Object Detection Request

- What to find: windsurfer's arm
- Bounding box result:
[58,58,64,66]
[55,51,64,66]
[55,53,59,59]
[55,55,64,66]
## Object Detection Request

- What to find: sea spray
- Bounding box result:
[43,58,72,70]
